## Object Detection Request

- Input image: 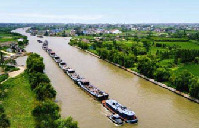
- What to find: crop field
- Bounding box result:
[0,33,18,43]
[156,41,199,50]
[175,64,199,76]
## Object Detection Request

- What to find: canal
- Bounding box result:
[14,28,199,128]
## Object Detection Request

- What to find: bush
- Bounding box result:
[137,56,156,78]
[4,65,19,72]
[18,41,24,46]
[29,72,50,90]
[0,73,8,83]
[154,68,170,82]
[189,77,199,99]
[172,71,194,92]
[0,104,10,128]
[55,117,78,128]
[34,82,56,101]
[194,57,199,64]
[27,53,44,73]
[32,100,60,128]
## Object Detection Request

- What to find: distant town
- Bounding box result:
[24,23,199,37]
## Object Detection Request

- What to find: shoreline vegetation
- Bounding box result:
[0,26,32,128]
[2,73,36,127]
[0,25,79,127]
[69,44,199,104]
[26,53,78,128]
[0,53,79,128]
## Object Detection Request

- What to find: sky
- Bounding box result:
[0,0,199,23]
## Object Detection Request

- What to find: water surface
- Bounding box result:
[14,28,199,128]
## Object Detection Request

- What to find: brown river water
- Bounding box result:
[14,28,199,128]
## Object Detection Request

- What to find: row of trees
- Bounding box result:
[175,49,199,63]
[26,53,78,128]
[171,71,199,98]
[70,38,199,99]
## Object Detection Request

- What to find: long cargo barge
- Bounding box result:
[43,45,109,101]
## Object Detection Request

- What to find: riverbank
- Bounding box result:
[72,45,199,104]
[1,73,36,128]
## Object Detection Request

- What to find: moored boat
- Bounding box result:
[37,35,43,38]
[58,61,68,70]
[42,46,48,50]
[46,48,52,53]
[43,40,48,45]
[107,114,123,125]
[49,51,56,58]
[66,68,75,76]
[53,56,62,63]
[37,40,43,43]
[71,73,84,84]
[102,99,138,124]
[78,79,109,101]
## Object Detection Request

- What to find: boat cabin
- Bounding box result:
[60,62,66,66]
[54,56,60,60]
[50,52,55,56]
[105,100,136,121]
[68,69,75,73]
[80,79,90,85]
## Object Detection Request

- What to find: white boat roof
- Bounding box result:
[68,68,75,72]
[106,99,135,116]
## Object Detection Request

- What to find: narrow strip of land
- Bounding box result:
[2,73,36,128]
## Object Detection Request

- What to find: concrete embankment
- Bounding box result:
[73,45,199,104]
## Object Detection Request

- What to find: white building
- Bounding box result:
[111,29,122,34]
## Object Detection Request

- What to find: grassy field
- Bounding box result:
[0,33,17,43]
[2,73,36,128]
[155,41,199,50]
[175,64,199,76]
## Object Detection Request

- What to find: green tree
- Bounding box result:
[189,77,199,99]
[55,117,78,128]
[137,56,156,78]
[44,31,49,36]
[174,71,194,92]
[154,68,170,82]
[29,72,50,89]
[27,53,45,73]
[18,41,24,46]
[124,54,136,68]
[32,101,60,128]
[34,82,56,101]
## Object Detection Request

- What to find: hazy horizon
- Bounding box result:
[1,0,199,23]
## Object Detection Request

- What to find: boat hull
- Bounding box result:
[78,83,109,101]
[102,101,138,124]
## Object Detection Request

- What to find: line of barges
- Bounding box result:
[40,40,138,125]
[42,40,109,101]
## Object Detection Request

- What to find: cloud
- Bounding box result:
[0,13,104,23]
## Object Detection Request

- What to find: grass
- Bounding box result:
[2,73,36,128]
[155,41,199,50]
[0,32,20,43]
[157,59,174,68]
[150,47,166,55]
[174,64,199,77]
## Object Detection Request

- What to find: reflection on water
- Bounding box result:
[14,28,199,128]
